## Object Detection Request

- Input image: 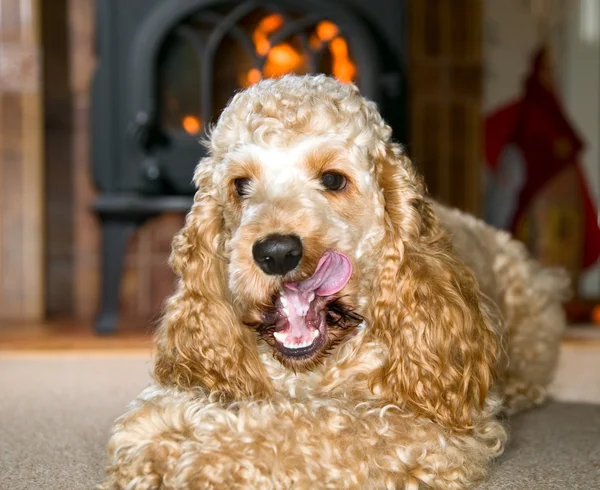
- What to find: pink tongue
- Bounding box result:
[285,250,352,296]
[278,251,352,343]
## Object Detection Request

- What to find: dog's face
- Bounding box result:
[212,136,385,370]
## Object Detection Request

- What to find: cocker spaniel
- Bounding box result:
[101,75,570,490]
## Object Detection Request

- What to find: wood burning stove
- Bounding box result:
[92,0,407,333]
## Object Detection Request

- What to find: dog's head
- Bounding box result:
[197,76,393,370]
[155,75,498,432]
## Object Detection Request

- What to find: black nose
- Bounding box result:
[252,234,303,275]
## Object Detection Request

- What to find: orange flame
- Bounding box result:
[243,16,356,87]
[264,44,303,78]
[182,116,201,135]
[252,14,284,56]
[316,21,339,42]
[330,37,356,83]
[246,68,262,84]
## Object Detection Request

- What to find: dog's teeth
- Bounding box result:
[285,341,309,349]
[308,292,315,302]
[278,337,318,349]
[282,305,290,316]
[274,330,320,350]
[280,296,288,307]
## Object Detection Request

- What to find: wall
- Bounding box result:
[562,0,600,296]
[0,0,44,321]
[484,0,600,297]
[43,0,74,317]
[484,0,568,112]
[409,0,484,216]
[67,0,99,321]
[66,0,182,326]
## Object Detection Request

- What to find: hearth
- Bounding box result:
[92,0,407,333]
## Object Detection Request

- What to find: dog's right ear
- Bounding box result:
[154,158,273,399]
[365,144,499,432]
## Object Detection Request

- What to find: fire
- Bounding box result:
[310,21,356,83]
[246,68,262,84]
[264,44,303,78]
[329,37,356,83]
[252,14,284,56]
[242,17,356,87]
[316,21,339,42]
[182,115,201,135]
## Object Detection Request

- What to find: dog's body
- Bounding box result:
[436,203,569,414]
[101,76,569,490]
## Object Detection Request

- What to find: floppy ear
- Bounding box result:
[154,159,272,399]
[367,144,499,431]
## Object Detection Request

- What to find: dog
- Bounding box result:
[101,75,569,489]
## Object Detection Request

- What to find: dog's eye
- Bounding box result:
[321,172,347,191]
[234,178,252,197]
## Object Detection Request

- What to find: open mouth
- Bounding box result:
[266,250,355,359]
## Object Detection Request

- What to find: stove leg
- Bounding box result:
[94,218,141,335]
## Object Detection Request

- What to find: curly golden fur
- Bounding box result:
[101,75,570,489]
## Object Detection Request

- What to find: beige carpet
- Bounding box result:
[1,353,599,490]
[0,353,153,490]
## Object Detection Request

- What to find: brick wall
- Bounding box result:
[41,0,184,326]
[408,0,483,215]
[0,0,44,321]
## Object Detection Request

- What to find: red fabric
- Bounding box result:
[484,101,519,171]
[511,48,584,227]
[576,165,600,268]
[485,47,600,268]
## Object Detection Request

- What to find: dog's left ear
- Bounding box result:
[367,143,499,432]
[153,158,273,399]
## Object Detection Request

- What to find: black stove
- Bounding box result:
[91,0,407,333]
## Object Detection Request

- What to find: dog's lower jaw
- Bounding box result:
[253,296,364,373]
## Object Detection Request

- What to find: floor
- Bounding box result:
[1,320,599,348]
[551,341,600,404]
[1,321,599,404]
[0,320,153,352]
[3,353,599,490]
